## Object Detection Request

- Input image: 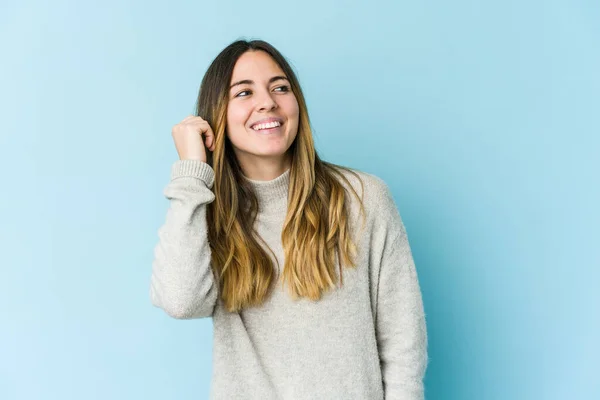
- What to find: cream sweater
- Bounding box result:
[150,159,428,399]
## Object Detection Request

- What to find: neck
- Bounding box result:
[236,152,292,181]
[242,167,291,210]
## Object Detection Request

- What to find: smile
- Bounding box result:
[251,121,282,131]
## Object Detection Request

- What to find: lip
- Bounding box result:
[249,117,284,130]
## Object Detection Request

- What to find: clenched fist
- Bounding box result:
[171,115,216,163]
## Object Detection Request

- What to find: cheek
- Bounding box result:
[283,96,300,121]
[227,103,251,128]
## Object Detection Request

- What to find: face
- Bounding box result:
[226,50,300,168]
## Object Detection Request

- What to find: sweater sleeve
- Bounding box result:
[149,159,219,319]
[375,186,428,400]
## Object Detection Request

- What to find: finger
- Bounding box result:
[206,133,214,148]
[189,118,209,128]
[195,120,215,138]
[182,115,197,122]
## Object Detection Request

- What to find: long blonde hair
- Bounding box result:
[196,39,366,312]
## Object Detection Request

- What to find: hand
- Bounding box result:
[171,115,216,162]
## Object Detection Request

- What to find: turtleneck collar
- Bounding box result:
[242,168,291,207]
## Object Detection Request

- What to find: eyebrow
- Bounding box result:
[229,75,289,90]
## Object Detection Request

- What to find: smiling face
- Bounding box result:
[226,50,300,172]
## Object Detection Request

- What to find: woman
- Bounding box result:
[150,39,428,400]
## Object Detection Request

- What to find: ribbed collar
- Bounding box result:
[242,168,290,209]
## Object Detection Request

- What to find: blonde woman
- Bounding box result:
[150,39,428,400]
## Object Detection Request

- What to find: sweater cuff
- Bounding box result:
[170,159,215,188]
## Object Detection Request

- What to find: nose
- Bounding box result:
[255,90,278,112]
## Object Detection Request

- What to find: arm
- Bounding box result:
[149,159,219,319]
[375,186,428,399]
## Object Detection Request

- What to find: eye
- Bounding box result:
[235,89,251,98]
[234,85,290,98]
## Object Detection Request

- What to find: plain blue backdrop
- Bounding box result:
[1,0,598,399]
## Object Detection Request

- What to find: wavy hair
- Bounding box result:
[196,39,366,312]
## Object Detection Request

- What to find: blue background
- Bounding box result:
[1,0,598,399]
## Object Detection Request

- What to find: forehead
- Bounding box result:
[230,50,285,82]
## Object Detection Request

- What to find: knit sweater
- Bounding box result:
[150,159,428,400]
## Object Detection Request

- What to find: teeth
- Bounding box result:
[252,121,281,130]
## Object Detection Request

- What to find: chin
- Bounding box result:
[255,148,290,157]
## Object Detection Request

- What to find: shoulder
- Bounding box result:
[327,164,409,255]
[328,163,395,200]
[327,163,402,226]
